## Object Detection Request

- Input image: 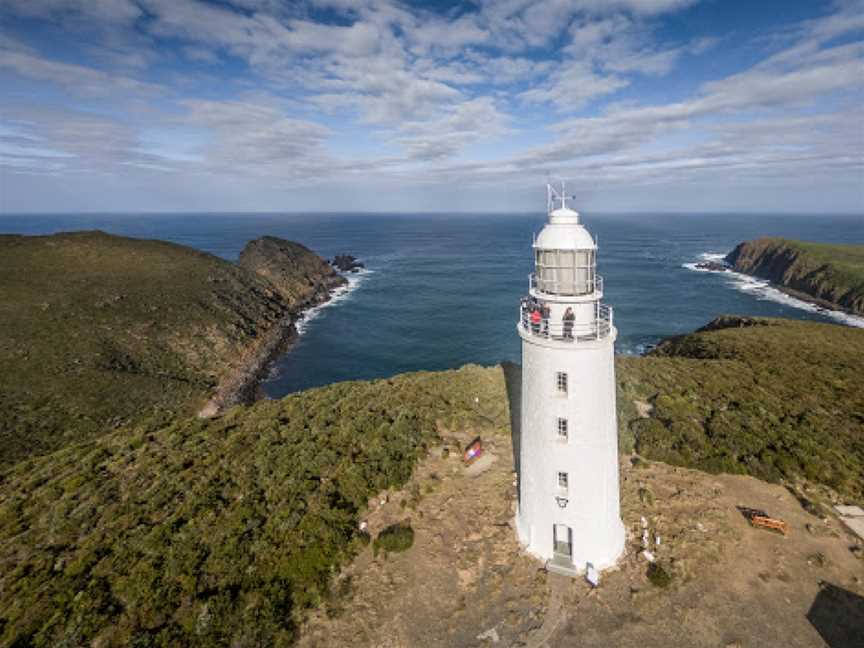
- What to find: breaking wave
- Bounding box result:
[684,252,864,328]
[294,268,373,337]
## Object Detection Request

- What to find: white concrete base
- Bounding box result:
[515,510,625,575]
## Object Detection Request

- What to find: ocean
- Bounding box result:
[2,211,862,395]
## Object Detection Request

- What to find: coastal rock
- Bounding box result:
[239,236,347,309]
[332,254,365,273]
[695,261,729,272]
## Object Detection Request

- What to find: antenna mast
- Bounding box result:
[547,181,575,213]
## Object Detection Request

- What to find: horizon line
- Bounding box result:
[3,209,863,217]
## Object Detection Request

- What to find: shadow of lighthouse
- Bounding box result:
[501,361,522,508]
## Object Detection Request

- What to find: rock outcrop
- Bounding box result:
[725,238,864,315]
[332,254,365,273]
[239,236,347,309]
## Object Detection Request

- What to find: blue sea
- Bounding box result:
[2,211,862,396]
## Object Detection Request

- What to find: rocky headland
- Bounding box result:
[725,238,864,315]
[202,236,349,415]
[0,231,349,465]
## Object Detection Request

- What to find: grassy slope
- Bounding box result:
[0,366,507,647]
[725,238,864,314]
[618,316,864,498]
[0,231,292,468]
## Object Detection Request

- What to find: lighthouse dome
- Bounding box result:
[534,213,596,251]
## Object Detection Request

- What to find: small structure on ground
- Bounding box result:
[515,183,625,576]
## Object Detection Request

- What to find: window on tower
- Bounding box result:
[556,417,568,441]
[555,371,568,395]
[557,471,569,492]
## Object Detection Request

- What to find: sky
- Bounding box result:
[1,0,862,213]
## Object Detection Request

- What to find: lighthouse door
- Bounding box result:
[553,524,572,559]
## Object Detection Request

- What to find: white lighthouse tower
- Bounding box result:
[515,184,625,576]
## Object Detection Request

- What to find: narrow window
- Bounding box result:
[556,371,568,395]
[556,417,568,441]
[557,471,569,491]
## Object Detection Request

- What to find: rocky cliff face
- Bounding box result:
[725,238,864,315]
[239,236,347,310]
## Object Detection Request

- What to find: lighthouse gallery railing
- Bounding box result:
[519,303,613,342]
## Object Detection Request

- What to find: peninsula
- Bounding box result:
[725,238,864,316]
[0,231,345,467]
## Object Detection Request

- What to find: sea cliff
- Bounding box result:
[725,237,864,315]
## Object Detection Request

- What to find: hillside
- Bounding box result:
[725,238,864,315]
[0,366,506,647]
[0,231,340,468]
[1,318,862,646]
[618,316,864,499]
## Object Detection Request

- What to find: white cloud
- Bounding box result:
[0,0,861,211]
[392,97,512,161]
[0,45,164,97]
[519,61,628,110]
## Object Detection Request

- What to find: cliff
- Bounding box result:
[0,231,339,467]
[239,236,346,308]
[725,237,864,315]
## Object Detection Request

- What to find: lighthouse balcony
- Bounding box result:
[529,273,603,299]
[518,303,613,342]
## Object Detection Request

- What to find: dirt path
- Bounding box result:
[523,572,569,648]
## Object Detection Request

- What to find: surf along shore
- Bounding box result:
[198,236,357,417]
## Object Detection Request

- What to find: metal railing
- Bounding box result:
[529,273,603,296]
[519,302,613,342]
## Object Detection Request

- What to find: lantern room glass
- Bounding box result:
[534,248,596,295]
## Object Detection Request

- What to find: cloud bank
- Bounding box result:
[1,0,862,212]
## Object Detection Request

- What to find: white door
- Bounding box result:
[553,524,572,558]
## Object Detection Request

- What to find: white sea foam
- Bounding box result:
[683,252,864,328]
[294,268,372,336]
[681,251,729,272]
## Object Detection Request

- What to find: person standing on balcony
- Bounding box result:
[563,307,575,339]
[542,303,551,336]
[531,306,542,334]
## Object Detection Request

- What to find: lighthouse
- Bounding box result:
[515,184,625,576]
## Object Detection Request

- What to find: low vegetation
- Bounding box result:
[646,563,673,589]
[726,238,864,314]
[373,522,415,556]
[0,366,507,647]
[618,316,864,499]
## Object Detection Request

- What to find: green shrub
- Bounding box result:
[373,522,415,556]
[646,562,672,588]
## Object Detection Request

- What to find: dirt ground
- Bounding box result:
[298,424,864,648]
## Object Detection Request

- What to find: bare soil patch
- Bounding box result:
[299,426,864,647]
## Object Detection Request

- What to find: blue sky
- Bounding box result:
[1,0,862,213]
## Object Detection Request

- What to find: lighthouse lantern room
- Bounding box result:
[515,184,625,576]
